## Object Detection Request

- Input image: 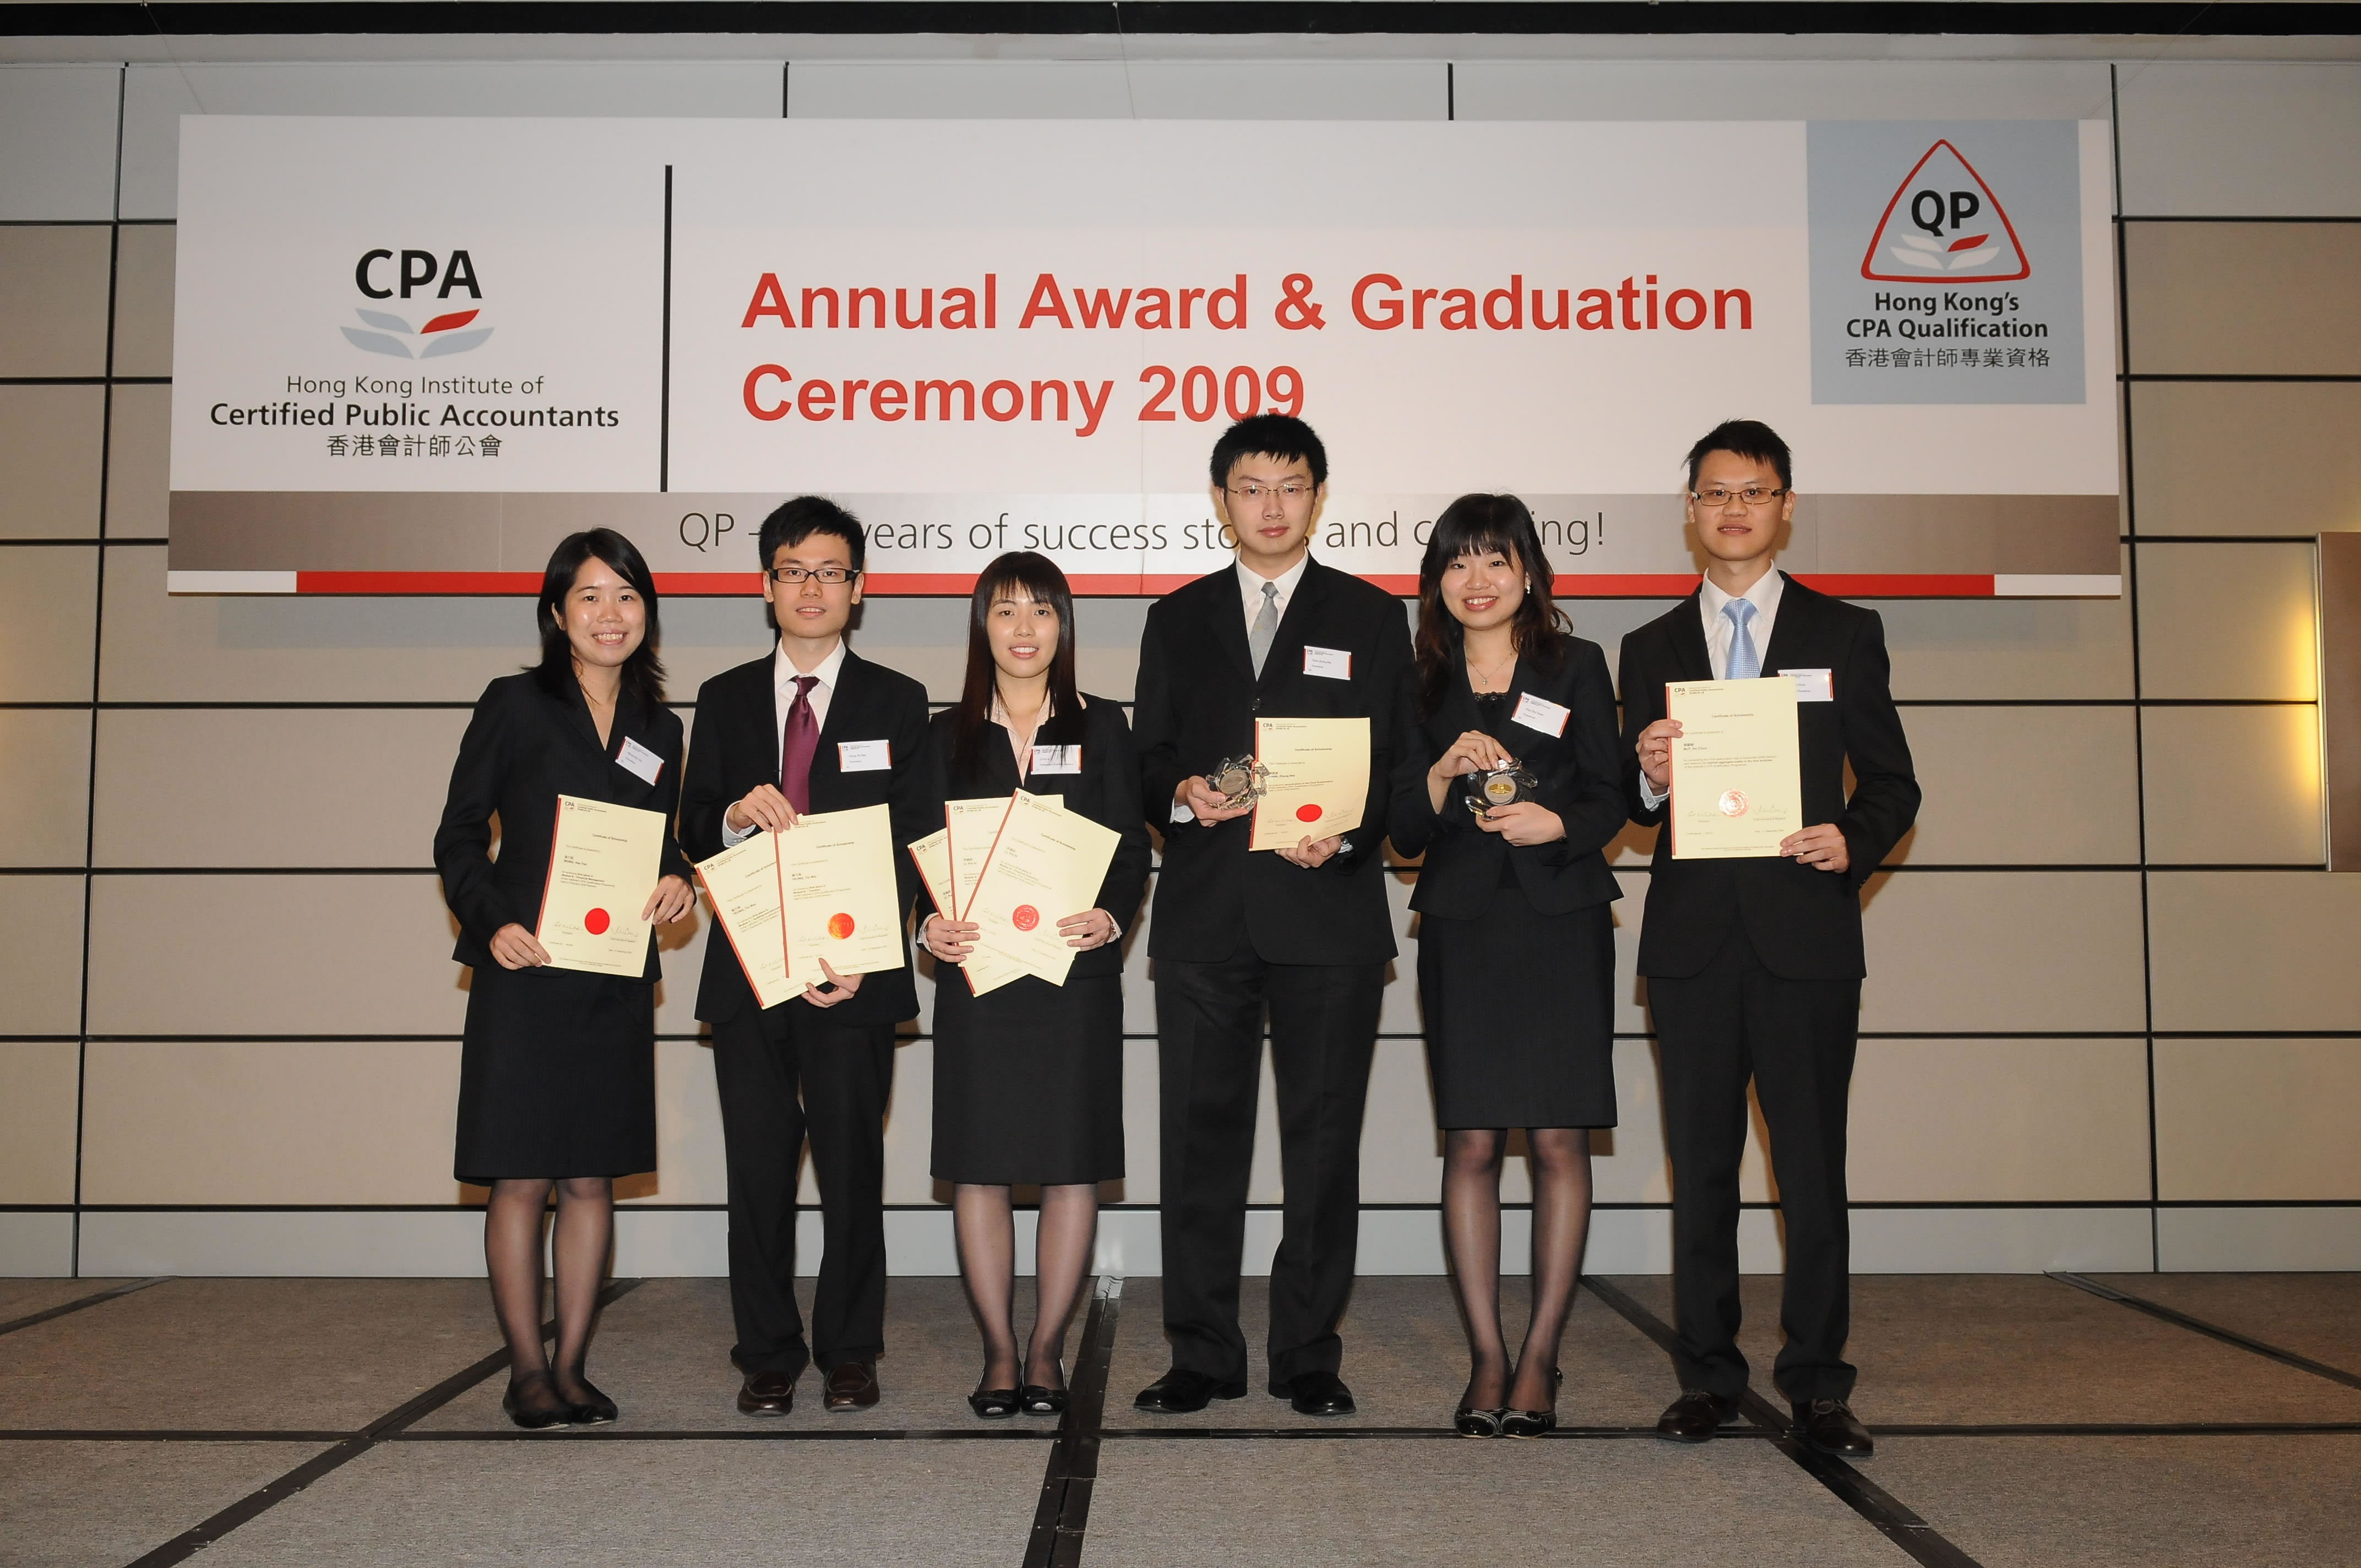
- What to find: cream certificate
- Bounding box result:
[945,796,1016,918]
[777,803,906,977]
[966,790,1120,989]
[1249,716,1370,852]
[906,828,955,918]
[536,794,666,977]
[693,831,797,1010]
[1667,677,1804,859]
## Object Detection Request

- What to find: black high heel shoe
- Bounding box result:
[1454,1374,1506,1437]
[563,1374,619,1425]
[1018,1361,1069,1416]
[1500,1368,1563,1438]
[502,1371,574,1431]
[968,1386,1021,1419]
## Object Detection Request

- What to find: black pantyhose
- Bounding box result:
[954,1183,1098,1391]
[485,1175,614,1413]
[1442,1128,1594,1413]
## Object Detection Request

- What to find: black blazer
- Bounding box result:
[1389,638,1627,920]
[1134,558,1418,966]
[433,671,692,982]
[1617,574,1921,981]
[678,645,934,1027]
[917,695,1152,982]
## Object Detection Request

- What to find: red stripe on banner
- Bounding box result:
[289,569,2002,599]
[1789,573,1995,597]
[296,571,545,594]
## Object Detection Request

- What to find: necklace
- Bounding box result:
[1467,650,1516,692]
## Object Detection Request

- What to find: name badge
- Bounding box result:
[1302,645,1352,679]
[1782,668,1835,703]
[837,739,891,771]
[615,735,665,785]
[1510,692,1571,738]
[1031,744,1082,775]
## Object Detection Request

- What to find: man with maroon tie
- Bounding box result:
[681,497,932,1416]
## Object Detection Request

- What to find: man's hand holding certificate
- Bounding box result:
[1248,716,1370,853]
[1666,678,1804,859]
[777,803,906,978]
[536,794,667,976]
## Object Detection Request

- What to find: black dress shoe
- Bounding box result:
[823,1359,881,1412]
[502,1371,573,1430]
[1018,1360,1068,1415]
[1133,1368,1248,1414]
[737,1369,797,1417]
[563,1375,619,1425]
[1655,1389,1740,1442]
[1793,1398,1875,1460]
[1275,1370,1356,1418]
[967,1386,1020,1419]
[1500,1367,1562,1437]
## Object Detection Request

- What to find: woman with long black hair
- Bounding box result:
[917,552,1151,1419]
[1389,495,1626,1438]
[433,529,695,1428]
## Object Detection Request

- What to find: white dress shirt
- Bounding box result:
[720,637,848,847]
[1638,569,1786,810]
[1168,553,1316,825]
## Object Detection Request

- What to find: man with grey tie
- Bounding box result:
[1129,415,1418,1419]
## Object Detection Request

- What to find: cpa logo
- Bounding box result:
[341,247,493,360]
[1859,140,2030,284]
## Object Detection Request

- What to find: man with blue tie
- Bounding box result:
[1617,421,1919,1460]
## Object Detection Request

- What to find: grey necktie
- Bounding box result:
[1248,580,1280,677]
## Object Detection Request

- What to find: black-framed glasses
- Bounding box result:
[1689,486,1788,509]
[1226,481,1318,503]
[769,565,859,585]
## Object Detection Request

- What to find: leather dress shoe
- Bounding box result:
[823,1359,881,1411]
[1274,1369,1357,1418]
[1655,1390,1740,1442]
[1794,1398,1875,1460]
[1133,1368,1247,1414]
[736,1369,797,1417]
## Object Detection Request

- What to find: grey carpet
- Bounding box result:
[193,1439,1046,1568]
[0,1441,332,1568]
[1603,1273,2361,1424]
[1086,1436,1904,1567]
[2086,1272,2361,1380]
[0,1279,139,1324]
[1874,1434,2361,1568]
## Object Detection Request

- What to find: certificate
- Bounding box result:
[905,828,955,918]
[1666,677,1804,859]
[693,831,797,1010]
[535,794,666,977]
[777,803,906,977]
[945,796,1016,918]
[966,789,1120,989]
[1248,716,1370,852]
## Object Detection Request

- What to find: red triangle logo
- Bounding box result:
[1859,139,2031,284]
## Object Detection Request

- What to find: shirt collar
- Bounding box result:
[1237,552,1312,606]
[1700,567,1783,625]
[775,636,848,692]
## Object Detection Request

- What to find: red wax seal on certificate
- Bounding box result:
[584,908,611,935]
[827,912,856,940]
[1717,790,1750,818]
[1012,905,1040,932]
[1296,803,1323,823]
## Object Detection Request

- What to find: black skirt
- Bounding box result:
[932,970,1124,1185]
[454,960,657,1183]
[1417,886,1618,1130]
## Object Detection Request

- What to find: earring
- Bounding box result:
[1524,579,1532,591]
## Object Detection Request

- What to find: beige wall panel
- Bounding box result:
[0,545,96,701]
[0,876,86,1036]
[1878,569,2134,700]
[111,224,175,379]
[1848,1038,2150,1202]
[1857,871,2146,1033]
[0,226,111,377]
[2149,871,2361,1032]
[0,707,90,867]
[88,873,465,1036]
[789,59,1444,121]
[104,383,170,537]
[2155,1038,2361,1202]
[1894,705,2138,865]
[79,1039,464,1205]
[2142,705,2324,866]
[0,66,123,221]
[650,913,712,1041]
[2124,223,2361,376]
[93,706,467,869]
[2135,541,2316,700]
[0,1041,81,1203]
[0,384,105,537]
[2130,382,2361,538]
[2118,62,2361,218]
[1461,58,2109,122]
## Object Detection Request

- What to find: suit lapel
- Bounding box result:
[1205,570,1257,686]
[1671,589,1713,683]
[1261,560,1329,689]
[1759,573,1812,674]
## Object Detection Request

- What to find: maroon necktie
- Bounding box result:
[780,674,820,813]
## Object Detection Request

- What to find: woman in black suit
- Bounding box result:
[1389,494,1628,1438]
[433,529,695,1429]
[918,552,1151,1419]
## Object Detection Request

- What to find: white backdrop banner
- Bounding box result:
[168,117,2120,597]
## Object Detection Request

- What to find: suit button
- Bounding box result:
[1252,698,1260,712]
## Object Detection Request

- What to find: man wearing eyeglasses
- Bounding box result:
[1618,420,1919,1460]
[681,495,932,1418]
[1130,414,1417,1419]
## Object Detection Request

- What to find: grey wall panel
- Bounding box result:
[2124,222,2361,376]
[0,65,121,221]
[0,544,96,701]
[103,383,170,538]
[2130,382,2361,538]
[1848,1038,2151,1202]
[2157,1206,2361,1272]
[2118,62,2361,218]
[788,59,1445,121]
[1893,704,2139,865]
[0,225,112,377]
[2135,541,2317,701]
[0,876,85,1036]
[1857,870,2146,1033]
[0,385,105,538]
[2153,1038,2361,1202]
[2141,704,2324,867]
[2149,870,2361,1033]
[1459,59,2111,122]
[1878,573,2135,700]
[109,224,175,379]
[0,708,91,868]
[0,1042,80,1204]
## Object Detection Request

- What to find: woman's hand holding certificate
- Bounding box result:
[536,794,667,976]
[1666,678,1803,859]
[966,790,1120,993]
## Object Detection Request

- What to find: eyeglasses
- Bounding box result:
[1689,486,1788,509]
[1226,481,1317,503]
[769,565,858,585]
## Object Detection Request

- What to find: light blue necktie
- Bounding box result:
[1722,598,1761,681]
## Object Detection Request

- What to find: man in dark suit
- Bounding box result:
[679,497,931,1417]
[1619,420,1919,1460]
[1130,415,1418,1419]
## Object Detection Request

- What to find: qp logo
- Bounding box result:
[342,247,493,360]
[1859,140,2031,284]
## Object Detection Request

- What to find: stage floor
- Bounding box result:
[3,1270,2357,1567]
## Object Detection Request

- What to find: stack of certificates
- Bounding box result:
[908,791,1122,997]
[694,804,907,1009]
